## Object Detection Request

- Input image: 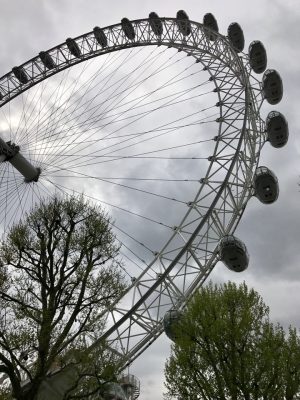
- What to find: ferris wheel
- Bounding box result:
[0,10,288,399]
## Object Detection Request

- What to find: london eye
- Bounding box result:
[0,10,288,399]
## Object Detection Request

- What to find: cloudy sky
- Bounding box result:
[0,0,300,399]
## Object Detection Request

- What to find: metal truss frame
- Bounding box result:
[0,17,265,375]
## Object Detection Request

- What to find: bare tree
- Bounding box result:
[0,195,126,400]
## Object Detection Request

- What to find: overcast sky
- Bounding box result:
[0,1,300,399]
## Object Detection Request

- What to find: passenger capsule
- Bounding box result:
[254,166,279,204]
[203,13,219,41]
[227,22,244,52]
[249,40,267,74]
[66,38,81,58]
[93,26,107,47]
[219,235,249,272]
[266,111,289,148]
[176,10,191,36]
[119,374,140,398]
[121,18,135,40]
[149,12,163,36]
[262,69,283,105]
[163,309,182,341]
[103,382,127,400]
[0,92,3,101]
[39,51,56,70]
[12,66,28,84]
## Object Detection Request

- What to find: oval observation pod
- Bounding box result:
[266,111,289,148]
[254,166,279,204]
[219,235,249,272]
[249,40,267,74]
[149,12,163,36]
[176,10,191,36]
[262,69,283,105]
[121,18,135,40]
[93,26,107,47]
[227,22,244,52]
[39,51,56,70]
[120,374,140,398]
[103,382,127,400]
[66,38,81,58]
[203,13,219,41]
[12,66,28,84]
[163,309,182,341]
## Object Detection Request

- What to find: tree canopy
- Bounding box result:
[164,281,300,400]
[0,195,127,400]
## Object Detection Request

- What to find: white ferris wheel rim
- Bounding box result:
[0,16,264,371]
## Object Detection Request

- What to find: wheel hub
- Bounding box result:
[0,137,40,182]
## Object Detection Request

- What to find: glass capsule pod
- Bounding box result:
[39,51,56,70]
[262,69,283,105]
[119,374,140,399]
[66,38,81,58]
[93,26,108,47]
[163,309,182,341]
[227,22,244,52]
[249,40,267,74]
[203,13,219,41]
[149,12,163,36]
[102,382,127,400]
[219,235,249,272]
[176,10,191,36]
[121,18,135,40]
[254,166,279,204]
[12,66,28,84]
[266,111,289,148]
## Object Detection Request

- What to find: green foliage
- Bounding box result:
[164,281,300,400]
[0,195,127,400]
